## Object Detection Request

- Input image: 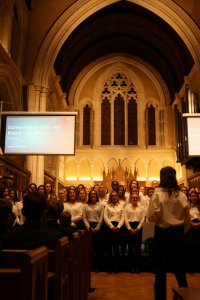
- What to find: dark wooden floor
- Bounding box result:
[88,272,200,300]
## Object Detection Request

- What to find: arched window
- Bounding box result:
[101,97,111,145]
[83,105,91,145]
[147,104,156,145]
[114,94,125,145]
[128,84,138,145]
[101,73,138,146]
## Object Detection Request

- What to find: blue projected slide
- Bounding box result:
[4,115,76,155]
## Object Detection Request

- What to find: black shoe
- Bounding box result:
[88,287,96,293]
[135,268,140,274]
[130,268,135,274]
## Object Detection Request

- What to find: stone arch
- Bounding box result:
[65,159,78,180]
[77,97,94,146]
[162,159,174,168]
[0,63,22,110]
[79,159,91,180]
[108,158,118,172]
[47,92,58,111]
[71,55,169,148]
[121,158,132,172]
[33,0,200,91]
[146,98,161,109]
[148,159,160,180]
[135,158,147,180]
[73,55,167,108]
[93,158,104,180]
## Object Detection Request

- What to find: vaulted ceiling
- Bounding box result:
[54,1,194,104]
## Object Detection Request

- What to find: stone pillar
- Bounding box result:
[111,99,114,146]
[26,85,48,186]
[26,84,42,183]
[55,156,60,195]
[36,86,49,186]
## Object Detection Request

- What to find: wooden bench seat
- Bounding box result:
[1,232,91,300]
[2,237,69,300]
[172,287,200,300]
[0,246,48,300]
[47,236,70,300]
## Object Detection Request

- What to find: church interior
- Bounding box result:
[1,2,200,300]
[0,0,200,194]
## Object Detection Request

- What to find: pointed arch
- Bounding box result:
[135,159,146,179]
[121,158,132,171]
[93,158,104,180]
[33,0,200,91]
[65,159,77,180]
[77,98,94,146]
[163,159,174,168]
[79,159,91,180]
[108,158,118,172]
[0,63,22,110]
[148,159,160,180]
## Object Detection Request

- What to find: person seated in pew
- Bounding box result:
[0,198,13,239]
[0,198,16,266]
[1,192,62,249]
[44,195,76,239]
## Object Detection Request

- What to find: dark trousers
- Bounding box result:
[89,222,102,269]
[186,220,200,271]
[127,222,142,269]
[106,221,120,271]
[154,225,188,300]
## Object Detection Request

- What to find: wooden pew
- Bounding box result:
[78,230,92,300]
[0,246,48,300]
[2,237,69,300]
[1,233,91,300]
[172,287,200,300]
[68,231,81,300]
[47,236,70,300]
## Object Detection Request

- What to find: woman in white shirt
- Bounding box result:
[98,184,109,207]
[83,189,104,271]
[125,192,145,274]
[104,190,124,273]
[63,186,84,230]
[187,190,200,273]
[147,166,190,300]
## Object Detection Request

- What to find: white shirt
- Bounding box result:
[189,204,200,221]
[147,187,191,232]
[119,198,129,207]
[83,202,104,230]
[99,195,109,207]
[124,203,145,230]
[104,203,124,229]
[63,202,83,223]
[11,201,24,225]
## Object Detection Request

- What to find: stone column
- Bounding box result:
[26,84,42,183]
[36,86,49,186]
